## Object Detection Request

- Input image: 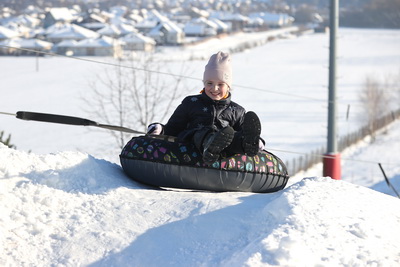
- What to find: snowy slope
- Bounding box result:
[1,135,400,266]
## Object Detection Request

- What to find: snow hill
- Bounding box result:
[1,122,400,266]
[1,27,400,266]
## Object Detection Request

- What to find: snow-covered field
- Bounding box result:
[1,28,400,266]
[1,28,399,164]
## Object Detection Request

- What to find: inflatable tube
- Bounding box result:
[120,136,290,193]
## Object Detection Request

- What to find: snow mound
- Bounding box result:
[0,143,132,194]
[1,144,399,266]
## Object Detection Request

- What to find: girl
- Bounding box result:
[148,51,263,164]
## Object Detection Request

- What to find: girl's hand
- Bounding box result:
[147,123,163,135]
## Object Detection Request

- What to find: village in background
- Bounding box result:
[1,0,397,57]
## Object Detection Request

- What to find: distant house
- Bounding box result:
[210,12,248,32]
[246,17,265,30]
[46,23,99,43]
[23,5,44,16]
[120,32,156,52]
[127,11,144,24]
[136,10,184,45]
[97,24,122,38]
[79,13,107,31]
[135,19,159,34]
[0,38,53,55]
[183,17,218,37]
[43,8,76,28]
[0,38,21,55]
[71,36,122,57]
[208,18,229,34]
[134,10,162,34]
[109,6,128,17]
[54,39,78,55]
[115,23,137,36]
[0,25,20,40]
[148,20,185,45]
[3,21,32,38]
[249,12,294,28]
[188,7,210,19]
[5,14,41,28]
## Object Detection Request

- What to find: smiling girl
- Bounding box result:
[147,51,263,165]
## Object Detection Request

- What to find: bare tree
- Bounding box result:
[0,130,16,149]
[358,75,389,141]
[84,54,195,148]
[388,69,400,110]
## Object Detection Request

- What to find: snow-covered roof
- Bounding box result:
[22,38,53,48]
[134,9,170,30]
[249,12,294,25]
[5,14,41,28]
[100,10,114,21]
[110,15,131,26]
[117,23,137,35]
[97,24,122,36]
[4,22,31,36]
[75,36,118,47]
[30,27,46,36]
[148,9,169,23]
[149,20,183,35]
[120,32,155,44]
[55,39,78,47]
[184,24,203,34]
[82,13,107,24]
[23,5,44,15]
[44,22,62,34]
[0,38,21,47]
[47,23,99,39]
[0,25,20,39]
[192,17,218,28]
[183,17,219,35]
[47,8,75,22]
[190,7,210,18]
[209,18,229,30]
[5,37,53,48]
[210,12,249,22]
[81,22,107,30]
[109,6,127,17]
[135,19,158,29]
[128,13,144,23]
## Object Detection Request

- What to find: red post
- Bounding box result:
[323,153,341,180]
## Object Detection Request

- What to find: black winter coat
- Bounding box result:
[164,91,246,141]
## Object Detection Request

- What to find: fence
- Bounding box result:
[285,108,400,176]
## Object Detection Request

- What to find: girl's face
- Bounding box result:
[204,80,230,100]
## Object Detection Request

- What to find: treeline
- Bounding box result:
[340,0,400,29]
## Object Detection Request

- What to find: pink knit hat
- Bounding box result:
[203,51,232,88]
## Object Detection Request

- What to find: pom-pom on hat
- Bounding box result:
[203,51,232,88]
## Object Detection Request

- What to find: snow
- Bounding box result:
[293,121,400,194]
[1,28,400,266]
[47,23,100,40]
[47,7,75,22]
[0,25,20,38]
[1,138,400,266]
[97,24,122,36]
[120,32,155,44]
[8,37,53,48]
[75,36,116,47]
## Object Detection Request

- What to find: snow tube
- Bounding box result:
[120,136,290,193]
